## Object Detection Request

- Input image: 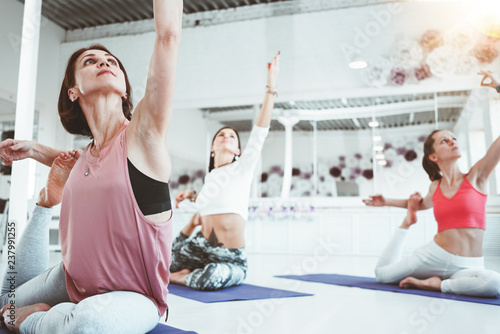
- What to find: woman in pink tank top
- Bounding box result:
[362,70,500,298]
[0,1,183,332]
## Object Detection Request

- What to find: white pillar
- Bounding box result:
[311,121,318,196]
[278,117,298,199]
[10,0,42,236]
[434,92,439,130]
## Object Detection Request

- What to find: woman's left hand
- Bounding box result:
[478,70,500,89]
[267,51,280,88]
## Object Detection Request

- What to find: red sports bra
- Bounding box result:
[432,175,487,233]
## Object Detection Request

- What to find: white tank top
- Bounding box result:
[196,126,269,221]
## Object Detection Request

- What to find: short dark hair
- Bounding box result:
[57,44,132,138]
[208,127,241,173]
[422,129,442,181]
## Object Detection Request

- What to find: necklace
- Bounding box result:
[216,161,232,168]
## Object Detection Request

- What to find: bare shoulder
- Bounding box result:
[428,180,439,194]
[419,181,438,210]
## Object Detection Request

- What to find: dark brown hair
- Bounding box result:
[57,44,132,138]
[208,127,241,173]
[422,129,442,181]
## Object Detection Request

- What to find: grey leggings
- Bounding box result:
[0,206,160,334]
[170,231,247,290]
[375,228,500,297]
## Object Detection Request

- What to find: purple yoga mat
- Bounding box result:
[148,323,198,334]
[168,283,313,303]
[0,323,195,334]
[275,274,500,306]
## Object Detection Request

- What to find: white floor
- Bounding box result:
[32,252,500,334]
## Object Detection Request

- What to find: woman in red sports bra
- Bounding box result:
[362,70,500,297]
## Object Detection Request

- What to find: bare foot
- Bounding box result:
[401,192,422,229]
[38,152,79,208]
[0,303,50,333]
[399,276,442,291]
[170,269,191,285]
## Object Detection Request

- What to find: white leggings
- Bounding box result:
[375,228,500,297]
[0,206,160,334]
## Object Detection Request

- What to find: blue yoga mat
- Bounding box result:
[148,323,198,334]
[168,283,313,303]
[0,323,196,334]
[276,274,500,306]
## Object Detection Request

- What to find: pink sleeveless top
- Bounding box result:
[59,120,172,316]
[432,175,487,233]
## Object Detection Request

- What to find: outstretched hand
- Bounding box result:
[362,194,386,207]
[175,189,195,208]
[0,139,33,166]
[478,70,500,89]
[267,51,280,88]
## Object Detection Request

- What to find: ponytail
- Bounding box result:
[422,130,442,181]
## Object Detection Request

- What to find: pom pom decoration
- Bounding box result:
[420,30,444,52]
[426,46,458,77]
[362,57,392,87]
[473,42,499,64]
[390,68,409,86]
[414,64,432,81]
[390,39,423,70]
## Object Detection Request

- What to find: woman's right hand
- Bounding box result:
[478,70,500,89]
[0,139,34,166]
[267,51,280,89]
[175,189,195,208]
[407,192,422,211]
[362,194,386,207]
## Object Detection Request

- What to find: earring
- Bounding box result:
[235,155,239,160]
[211,152,214,157]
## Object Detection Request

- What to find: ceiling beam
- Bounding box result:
[65,0,402,41]
[205,95,467,122]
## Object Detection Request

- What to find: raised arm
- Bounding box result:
[363,182,436,211]
[0,139,65,167]
[468,70,500,189]
[128,0,182,141]
[255,52,280,128]
[362,195,408,209]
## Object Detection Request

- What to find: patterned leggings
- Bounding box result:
[170,231,247,291]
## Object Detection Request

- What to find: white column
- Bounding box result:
[10,0,42,236]
[278,117,298,199]
[434,92,439,129]
[311,121,318,196]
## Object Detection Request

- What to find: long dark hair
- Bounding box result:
[422,129,442,181]
[58,44,133,138]
[208,127,241,173]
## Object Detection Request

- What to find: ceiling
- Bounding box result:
[16,0,396,31]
